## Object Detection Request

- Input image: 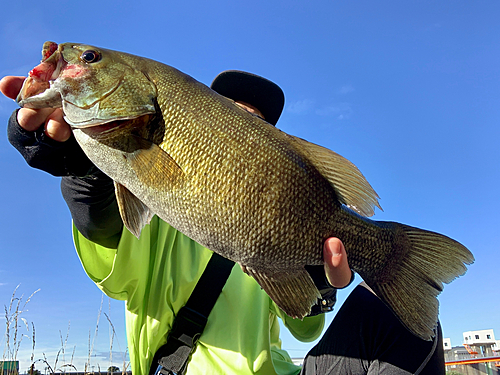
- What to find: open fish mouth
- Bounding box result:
[16,42,66,108]
[34,42,65,81]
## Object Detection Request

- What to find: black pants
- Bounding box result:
[301,284,445,374]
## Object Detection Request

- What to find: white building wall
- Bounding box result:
[493,340,500,352]
[443,337,452,350]
[463,329,496,345]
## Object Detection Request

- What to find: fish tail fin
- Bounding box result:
[365,224,474,341]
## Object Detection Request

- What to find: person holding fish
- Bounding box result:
[1,48,450,374]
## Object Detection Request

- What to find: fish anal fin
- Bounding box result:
[288,135,381,217]
[246,267,321,318]
[114,181,154,238]
[128,138,185,190]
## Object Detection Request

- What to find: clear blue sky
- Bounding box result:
[1,0,499,371]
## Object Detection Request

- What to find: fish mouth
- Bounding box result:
[16,41,66,108]
[32,42,65,81]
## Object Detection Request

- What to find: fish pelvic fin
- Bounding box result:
[287,135,381,217]
[114,182,154,238]
[366,224,474,341]
[245,267,321,319]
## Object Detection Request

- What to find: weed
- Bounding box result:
[2,285,39,375]
[2,288,129,375]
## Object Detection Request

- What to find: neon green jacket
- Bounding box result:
[73,216,324,375]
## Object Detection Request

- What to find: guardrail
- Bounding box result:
[445,356,500,366]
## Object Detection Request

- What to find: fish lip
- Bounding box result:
[41,41,59,63]
[29,45,66,83]
[68,114,146,130]
[16,43,66,107]
[50,53,65,80]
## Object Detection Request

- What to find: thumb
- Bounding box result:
[324,238,352,288]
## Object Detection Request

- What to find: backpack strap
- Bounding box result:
[150,252,235,375]
[414,322,442,375]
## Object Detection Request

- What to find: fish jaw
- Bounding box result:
[16,41,65,109]
[16,41,157,128]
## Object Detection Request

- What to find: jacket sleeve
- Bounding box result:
[7,109,123,248]
[61,174,123,248]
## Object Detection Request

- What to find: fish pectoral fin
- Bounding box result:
[128,138,186,190]
[114,182,154,238]
[288,135,382,217]
[245,267,321,319]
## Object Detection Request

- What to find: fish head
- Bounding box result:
[17,41,157,128]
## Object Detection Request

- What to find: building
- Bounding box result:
[444,329,500,375]
[463,329,497,357]
[444,337,452,351]
[445,345,471,362]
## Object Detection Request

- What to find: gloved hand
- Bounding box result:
[7,109,97,177]
[2,76,97,177]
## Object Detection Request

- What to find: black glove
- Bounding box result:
[7,109,96,177]
[306,265,337,316]
[306,265,355,316]
[8,109,122,247]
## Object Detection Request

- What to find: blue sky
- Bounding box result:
[0,0,499,371]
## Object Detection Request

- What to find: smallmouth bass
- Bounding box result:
[16,41,474,340]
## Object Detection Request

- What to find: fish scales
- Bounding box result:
[16,42,474,340]
[149,65,335,268]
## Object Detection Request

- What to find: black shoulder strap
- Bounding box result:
[150,252,235,375]
[414,322,442,375]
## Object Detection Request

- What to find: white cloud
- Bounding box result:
[316,102,353,120]
[286,99,315,114]
[287,98,353,121]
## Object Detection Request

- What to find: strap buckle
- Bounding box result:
[169,306,208,347]
[153,306,208,375]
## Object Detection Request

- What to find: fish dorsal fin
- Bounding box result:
[288,135,382,217]
[114,181,154,238]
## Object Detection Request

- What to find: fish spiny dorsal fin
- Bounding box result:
[287,135,382,217]
[114,182,154,238]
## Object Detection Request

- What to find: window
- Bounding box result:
[475,335,480,340]
[487,335,491,339]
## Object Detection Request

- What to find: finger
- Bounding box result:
[1,76,55,133]
[0,76,26,100]
[17,107,57,132]
[45,109,71,142]
[324,237,352,288]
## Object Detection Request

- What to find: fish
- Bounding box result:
[16,41,474,340]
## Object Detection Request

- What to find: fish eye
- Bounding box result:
[80,50,101,63]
